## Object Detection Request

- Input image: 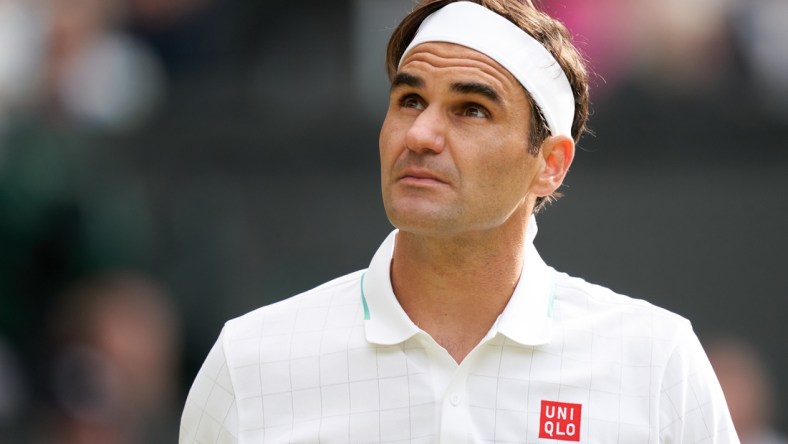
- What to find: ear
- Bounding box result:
[530,135,575,197]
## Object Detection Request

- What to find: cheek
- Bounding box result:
[472,142,532,190]
[379,118,407,193]
[379,114,402,160]
[378,116,390,154]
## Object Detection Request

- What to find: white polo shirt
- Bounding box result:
[180,224,739,443]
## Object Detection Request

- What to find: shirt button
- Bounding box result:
[449,394,461,406]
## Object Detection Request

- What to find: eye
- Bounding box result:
[399,94,425,110]
[460,103,490,119]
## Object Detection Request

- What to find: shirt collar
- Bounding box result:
[494,240,555,346]
[362,216,554,346]
[362,230,421,345]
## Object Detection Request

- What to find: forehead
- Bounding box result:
[398,42,524,96]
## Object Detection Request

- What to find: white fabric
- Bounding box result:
[180,222,739,443]
[399,1,575,138]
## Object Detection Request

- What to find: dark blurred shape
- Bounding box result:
[0,336,28,441]
[37,271,182,444]
[706,335,788,444]
[128,0,213,28]
[125,0,243,78]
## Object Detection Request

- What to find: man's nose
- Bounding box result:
[404,106,447,154]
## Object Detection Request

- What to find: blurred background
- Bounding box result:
[0,0,786,442]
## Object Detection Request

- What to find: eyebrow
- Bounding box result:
[391,72,502,103]
[391,72,423,90]
[451,82,501,103]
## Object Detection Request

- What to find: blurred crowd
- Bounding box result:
[543,0,788,116]
[0,0,787,442]
[0,272,181,443]
[2,0,788,133]
[0,0,220,441]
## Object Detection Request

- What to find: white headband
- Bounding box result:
[399,1,575,138]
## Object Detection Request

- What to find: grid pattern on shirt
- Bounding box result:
[180,330,239,443]
[181,270,439,443]
[461,286,670,443]
[456,274,738,444]
[181,268,739,444]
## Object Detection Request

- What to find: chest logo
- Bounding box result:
[539,400,582,442]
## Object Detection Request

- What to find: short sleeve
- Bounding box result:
[659,323,740,443]
[180,329,239,444]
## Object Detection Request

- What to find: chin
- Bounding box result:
[388,215,460,238]
[383,196,467,234]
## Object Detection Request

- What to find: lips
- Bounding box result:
[397,167,448,185]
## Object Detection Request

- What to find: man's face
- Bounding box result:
[379,42,543,238]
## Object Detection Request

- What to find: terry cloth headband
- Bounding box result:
[399,1,575,138]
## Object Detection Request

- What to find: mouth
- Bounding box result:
[397,167,448,185]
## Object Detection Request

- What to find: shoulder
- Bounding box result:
[549,272,738,440]
[552,271,692,354]
[214,269,367,374]
[223,269,367,341]
[555,271,687,321]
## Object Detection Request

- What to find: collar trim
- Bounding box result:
[362,217,553,346]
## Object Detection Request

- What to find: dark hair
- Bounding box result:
[386,0,590,210]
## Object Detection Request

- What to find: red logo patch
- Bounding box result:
[539,400,582,441]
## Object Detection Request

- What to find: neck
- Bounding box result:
[391,221,530,363]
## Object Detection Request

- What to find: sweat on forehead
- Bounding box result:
[398,1,575,139]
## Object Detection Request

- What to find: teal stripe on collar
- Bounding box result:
[547,281,556,319]
[360,271,370,320]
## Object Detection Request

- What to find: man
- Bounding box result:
[180,1,739,442]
